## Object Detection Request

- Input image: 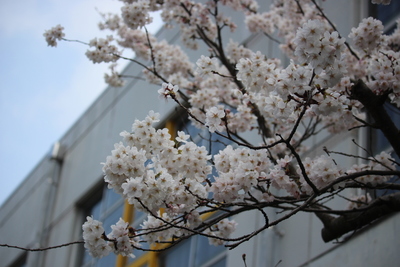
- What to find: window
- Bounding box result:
[370,0,400,33]
[159,236,226,267]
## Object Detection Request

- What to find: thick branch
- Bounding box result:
[319,192,400,242]
[351,79,400,158]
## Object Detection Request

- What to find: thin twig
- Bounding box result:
[0,241,84,252]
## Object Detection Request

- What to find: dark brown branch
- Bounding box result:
[350,79,400,158]
[322,170,400,192]
[345,182,400,191]
[277,133,319,194]
[319,192,400,242]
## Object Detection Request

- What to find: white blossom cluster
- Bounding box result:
[102,142,147,194]
[82,216,111,258]
[119,26,156,58]
[139,40,193,86]
[245,12,275,34]
[189,63,258,133]
[43,24,65,47]
[160,1,213,49]
[298,155,343,194]
[244,0,321,58]
[211,145,272,202]
[349,17,384,54]
[82,216,140,258]
[140,210,202,244]
[140,212,176,244]
[158,82,179,99]
[121,0,153,30]
[205,106,225,133]
[103,111,211,214]
[85,36,121,64]
[236,51,281,92]
[294,20,346,75]
[226,40,253,62]
[195,55,219,76]
[204,219,238,246]
[367,50,400,97]
[220,0,259,12]
[347,17,400,106]
[104,63,125,87]
[348,151,396,186]
[346,193,372,210]
[98,12,121,31]
[108,218,140,257]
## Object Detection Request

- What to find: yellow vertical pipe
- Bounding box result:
[165,120,176,139]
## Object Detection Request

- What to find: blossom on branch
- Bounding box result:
[82,216,140,258]
[205,106,225,133]
[121,0,153,30]
[43,24,65,47]
[82,216,111,258]
[158,82,179,99]
[349,17,384,54]
[104,63,125,87]
[85,36,121,64]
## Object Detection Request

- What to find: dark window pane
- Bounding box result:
[194,236,225,267]
[96,253,117,267]
[81,250,94,266]
[90,201,102,220]
[104,187,122,211]
[161,240,191,267]
[102,204,124,232]
[209,256,226,267]
[132,240,150,259]
[374,1,400,24]
[370,104,400,153]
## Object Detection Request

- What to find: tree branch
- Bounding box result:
[0,241,84,252]
[351,79,400,158]
[318,192,400,242]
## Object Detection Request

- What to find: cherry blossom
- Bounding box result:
[85,36,121,64]
[82,216,112,258]
[349,17,384,54]
[43,24,65,47]
[43,0,400,257]
[158,82,179,99]
[104,63,125,87]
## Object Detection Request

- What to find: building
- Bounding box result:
[1,1,399,267]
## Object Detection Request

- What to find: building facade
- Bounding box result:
[1,1,399,267]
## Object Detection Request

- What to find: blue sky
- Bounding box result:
[0,0,162,206]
